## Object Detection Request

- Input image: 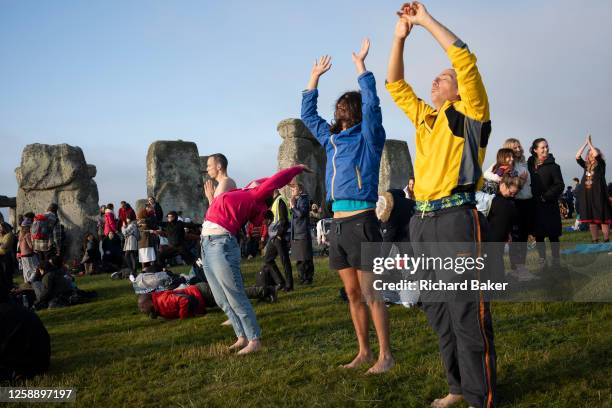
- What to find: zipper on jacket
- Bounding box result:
[330,134,338,200]
[355,166,363,190]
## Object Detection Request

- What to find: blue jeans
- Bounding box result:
[201,235,261,340]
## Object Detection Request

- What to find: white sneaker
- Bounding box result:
[129,274,136,283]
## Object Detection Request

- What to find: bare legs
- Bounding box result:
[589,223,599,242]
[603,224,610,241]
[338,267,395,374]
[590,223,610,242]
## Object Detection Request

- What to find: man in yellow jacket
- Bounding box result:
[386,3,495,408]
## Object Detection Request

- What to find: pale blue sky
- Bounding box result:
[1,0,611,218]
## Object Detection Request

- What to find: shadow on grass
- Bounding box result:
[498,336,612,406]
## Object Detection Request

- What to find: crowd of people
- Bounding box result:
[1,2,611,405]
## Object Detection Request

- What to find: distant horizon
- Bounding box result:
[0,133,604,223]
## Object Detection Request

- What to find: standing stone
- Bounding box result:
[15,143,99,263]
[277,119,326,212]
[0,196,17,227]
[146,141,205,223]
[378,139,414,195]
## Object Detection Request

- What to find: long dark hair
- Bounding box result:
[529,138,548,157]
[493,148,514,172]
[330,91,362,134]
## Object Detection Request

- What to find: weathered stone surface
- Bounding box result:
[277,119,327,212]
[15,143,99,262]
[0,196,16,208]
[146,141,205,222]
[135,199,148,215]
[16,144,90,192]
[378,139,414,195]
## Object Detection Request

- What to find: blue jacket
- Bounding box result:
[301,71,386,203]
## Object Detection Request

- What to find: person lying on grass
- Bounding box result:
[138,281,278,320]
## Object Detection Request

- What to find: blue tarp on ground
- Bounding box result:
[561,242,612,255]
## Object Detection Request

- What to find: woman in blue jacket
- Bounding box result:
[301,39,393,374]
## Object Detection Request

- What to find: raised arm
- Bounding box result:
[387,15,411,83]
[576,135,589,160]
[352,39,386,150]
[352,38,369,75]
[404,2,457,51]
[252,166,308,202]
[306,55,331,91]
[586,134,599,158]
[404,2,488,121]
[302,56,333,146]
[386,12,435,126]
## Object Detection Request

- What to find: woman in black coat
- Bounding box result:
[527,138,564,268]
[575,134,611,242]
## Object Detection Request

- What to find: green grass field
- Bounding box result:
[16,227,612,407]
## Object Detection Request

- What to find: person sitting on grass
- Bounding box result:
[102,231,123,272]
[137,281,278,320]
[31,256,73,309]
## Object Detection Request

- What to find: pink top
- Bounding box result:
[205,166,304,236]
[104,210,118,236]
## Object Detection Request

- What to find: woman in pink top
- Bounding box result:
[201,165,308,355]
[104,203,118,236]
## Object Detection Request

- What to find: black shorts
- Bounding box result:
[329,210,381,272]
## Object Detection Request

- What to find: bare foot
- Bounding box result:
[228,337,248,351]
[237,339,262,355]
[365,355,395,375]
[340,352,374,369]
[221,319,232,326]
[430,393,464,408]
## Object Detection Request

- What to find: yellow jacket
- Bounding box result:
[386,39,490,204]
[0,232,14,256]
